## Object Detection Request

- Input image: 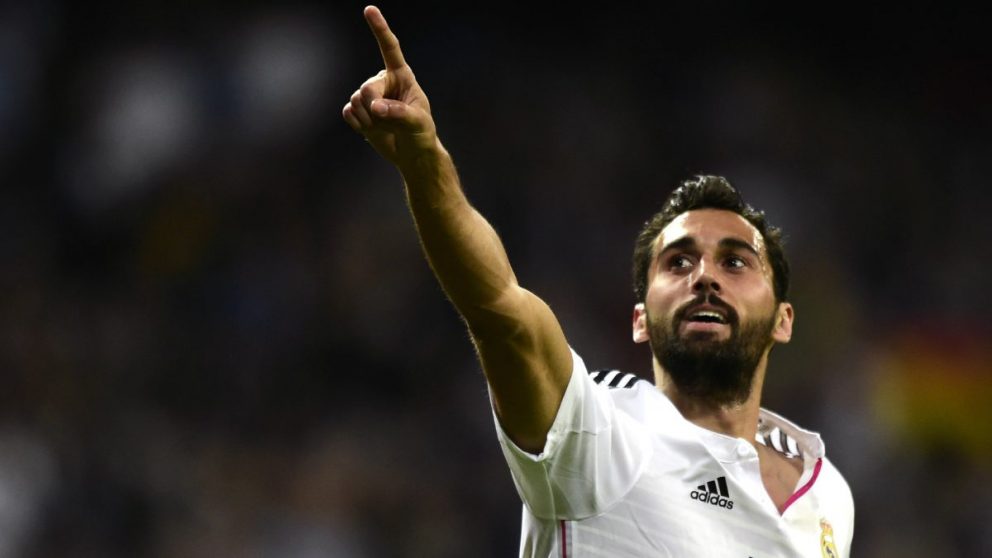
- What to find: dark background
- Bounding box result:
[1,1,989,556]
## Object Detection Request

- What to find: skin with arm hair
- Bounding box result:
[342,6,571,453]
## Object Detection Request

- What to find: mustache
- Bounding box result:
[674,293,739,326]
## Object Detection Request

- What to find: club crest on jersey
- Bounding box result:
[689,476,734,510]
[820,518,838,557]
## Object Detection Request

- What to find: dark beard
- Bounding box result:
[648,294,777,406]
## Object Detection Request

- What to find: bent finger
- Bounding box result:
[359,78,385,111]
[364,6,407,71]
[342,103,363,132]
[349,90,373,128]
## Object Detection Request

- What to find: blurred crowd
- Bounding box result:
[0,2,989,556]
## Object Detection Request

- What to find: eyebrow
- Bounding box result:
[656,236,761,260]
[718,238,761,258]
[656,236,698,257]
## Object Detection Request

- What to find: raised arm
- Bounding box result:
[343,6,571,452]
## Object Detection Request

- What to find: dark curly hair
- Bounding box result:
[632,175,789,303]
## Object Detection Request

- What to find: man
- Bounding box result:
[343,6,854,557]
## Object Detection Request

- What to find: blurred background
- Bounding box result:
[1,1,989,556]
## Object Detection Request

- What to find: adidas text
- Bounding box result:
[690,477,734,509]
[689,489,734,509]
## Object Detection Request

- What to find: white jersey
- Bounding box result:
[494,350,854,557]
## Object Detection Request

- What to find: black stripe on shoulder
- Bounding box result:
[588,369,642,389]
[622,374,640,388]
[590,369,612,383]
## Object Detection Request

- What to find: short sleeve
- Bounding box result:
[492,349,652,520]
[830,459,856,558]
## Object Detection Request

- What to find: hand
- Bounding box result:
[343,6,438,167]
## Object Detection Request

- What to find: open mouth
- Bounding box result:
[685,310,728,325]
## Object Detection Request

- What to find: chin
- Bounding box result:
[681,331,731,345]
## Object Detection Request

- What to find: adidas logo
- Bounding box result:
[689,476,734,510]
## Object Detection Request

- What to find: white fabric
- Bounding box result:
[494,349,855,557]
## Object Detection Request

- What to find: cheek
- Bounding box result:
[730,270,774,297]
[644,282,672,310]
[738,288,778,323]
[644,289,680,325]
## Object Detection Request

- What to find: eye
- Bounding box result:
[724,255,748,270]
[669,254,695,271]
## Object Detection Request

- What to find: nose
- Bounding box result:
[691,259,721,294]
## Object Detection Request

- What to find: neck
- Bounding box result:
[653,353,769,442]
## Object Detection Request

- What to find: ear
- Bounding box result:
[772,302,794,344]
[632,303,650,343]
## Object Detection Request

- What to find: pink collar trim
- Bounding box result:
[780,457,822,514]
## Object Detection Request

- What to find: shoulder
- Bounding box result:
[585,368,680,426]
[819,457,855,509]
[818,456,856,553]
[587,368,646,390]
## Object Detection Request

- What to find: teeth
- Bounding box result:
[691,311,726,323]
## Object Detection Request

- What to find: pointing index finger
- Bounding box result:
[364,5,407,71]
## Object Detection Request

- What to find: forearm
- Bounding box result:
[399,140,519,327]
[345,6,572,452]
[399,140,572,452]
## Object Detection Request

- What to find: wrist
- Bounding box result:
[398,136,450,180]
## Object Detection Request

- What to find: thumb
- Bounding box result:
[370,99,425,130]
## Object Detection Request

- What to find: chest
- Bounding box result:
[567,447,833,557]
